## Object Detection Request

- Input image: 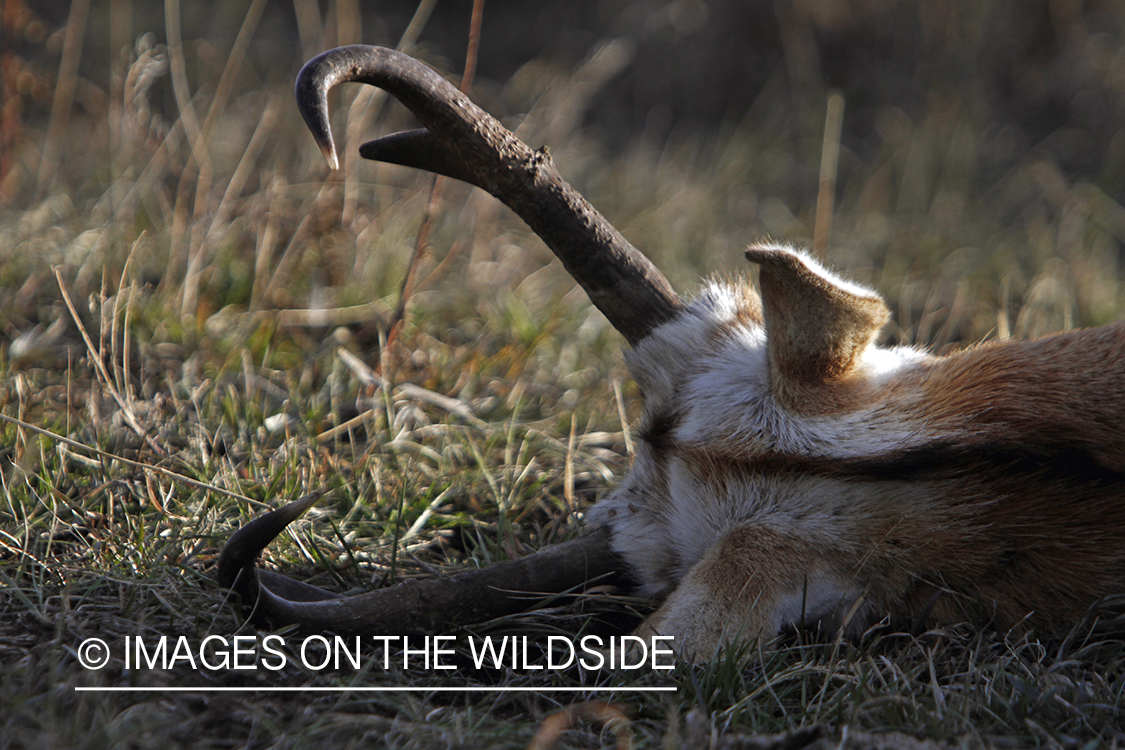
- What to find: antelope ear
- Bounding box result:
[744,244,889,402]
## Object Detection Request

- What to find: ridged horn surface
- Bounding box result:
[295,45,683,345]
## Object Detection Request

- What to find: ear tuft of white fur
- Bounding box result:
[745,243,890,402]
[745,243,883,301]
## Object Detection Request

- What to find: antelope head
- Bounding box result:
[220,46,1125,662]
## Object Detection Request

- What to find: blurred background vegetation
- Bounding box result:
[4,1,1125,747]
[7,0,1125,351]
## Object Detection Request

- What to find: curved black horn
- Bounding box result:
[218,495,626,635]
[295,45,683,345]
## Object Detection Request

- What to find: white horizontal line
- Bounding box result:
[74,686,677,693]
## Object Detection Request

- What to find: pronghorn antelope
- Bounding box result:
[219,45,1125,662]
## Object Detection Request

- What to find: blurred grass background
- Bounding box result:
[3,0,1125,748]
[8,0,1125,344]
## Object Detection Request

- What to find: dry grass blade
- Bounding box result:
[813,91,844,258]
[52,266,166,457]
[383,0,486,354]
[335,347,486,427]
[527,701,633,750]
[0,412,255,504]
[36,0,90,199]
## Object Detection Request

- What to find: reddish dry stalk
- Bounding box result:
[385,0,488,355]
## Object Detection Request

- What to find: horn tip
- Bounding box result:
[320,141,340,171]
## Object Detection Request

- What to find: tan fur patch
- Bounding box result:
[587,247,1125,662]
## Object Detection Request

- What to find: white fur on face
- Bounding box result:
[588,246,1125,658]
[589,269,933,597]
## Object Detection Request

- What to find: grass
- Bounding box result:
[3,0,1125,748]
